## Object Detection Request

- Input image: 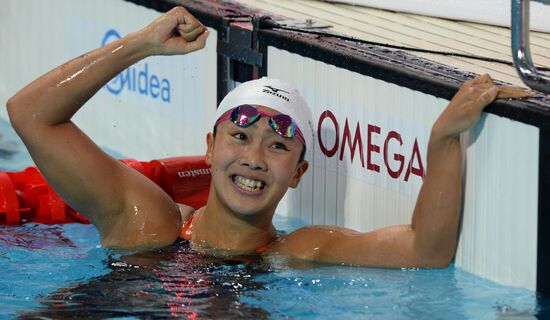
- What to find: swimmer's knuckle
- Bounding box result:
[174,6,188,13]
[171,7,189,18]
[465,86,476,95]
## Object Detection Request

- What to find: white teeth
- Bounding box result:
[233,175,265,191]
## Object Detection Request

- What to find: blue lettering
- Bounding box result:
[131,68,136,91]
[101,29,121,47]
[161,79,171,103]
[138,64,148,95]
[150,75,160,98]
[106,68,131,95]
[101,28,172,104]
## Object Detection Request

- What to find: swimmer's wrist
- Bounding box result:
[119,31,158,60]
[430,126,459,144]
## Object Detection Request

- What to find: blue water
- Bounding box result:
[1,118,549,319]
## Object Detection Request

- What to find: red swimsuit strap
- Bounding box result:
[179,213,194,241]
[254,235,278,254]
[179,213,277,253]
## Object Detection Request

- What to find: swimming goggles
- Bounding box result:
[215,104,305,146]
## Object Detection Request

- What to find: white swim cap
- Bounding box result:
[215,77,314,155]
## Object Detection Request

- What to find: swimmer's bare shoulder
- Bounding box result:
[269,224,440,268]
[269,225,393,266]
[6,7,208,250]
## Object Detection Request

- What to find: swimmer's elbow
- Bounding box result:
[427,256,453,269]
[417,250,454,269]
[6,96,27,134]
[6,97,18,125]
[412,233,457,269]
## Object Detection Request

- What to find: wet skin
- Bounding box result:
[188,105,308,255]
[6,7,533,268]
[207,106,307,218]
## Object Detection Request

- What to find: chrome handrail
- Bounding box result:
[511,0,550,94]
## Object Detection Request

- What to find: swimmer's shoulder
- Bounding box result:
[267,225,349,260]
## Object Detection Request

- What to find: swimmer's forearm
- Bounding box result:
[7,32,151,128]
[409,131,462,266]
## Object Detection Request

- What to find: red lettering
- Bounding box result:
[384,131,404,179]
[318,110,339,157]
[404,138,425,181]
[367,124,380,172]
[339,119,365,167]
[316,111,426,183]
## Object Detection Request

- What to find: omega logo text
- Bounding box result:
[317,110,425,182]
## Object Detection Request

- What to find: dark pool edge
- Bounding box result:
[123,0,550,128]
[538,129,550,297]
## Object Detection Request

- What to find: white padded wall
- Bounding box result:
[270,47,439,231]
[1,0,217,159]
[268,47,539,290]
[456,115,539,290]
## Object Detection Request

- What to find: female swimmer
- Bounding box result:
[6,7,531,267]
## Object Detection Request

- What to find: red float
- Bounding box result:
[0,156,211,225]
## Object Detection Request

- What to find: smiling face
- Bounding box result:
[205,106,309,220]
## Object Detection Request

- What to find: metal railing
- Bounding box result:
[511,0,550,94]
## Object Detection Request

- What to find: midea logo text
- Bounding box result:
[101,29,171,103]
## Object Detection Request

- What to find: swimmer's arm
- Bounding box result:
[278,131,463,268]
[280,75,530,268]
[6,8,208,248]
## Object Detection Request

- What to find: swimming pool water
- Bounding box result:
[1,221,548,319]
[1,118,549,319]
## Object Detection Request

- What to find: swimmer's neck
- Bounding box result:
[191,203,277,254]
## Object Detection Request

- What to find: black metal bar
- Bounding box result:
[537,127,550,296]
[256,28,550,129]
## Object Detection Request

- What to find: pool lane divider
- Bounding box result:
[0,156,211,225]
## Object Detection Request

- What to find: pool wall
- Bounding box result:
[266,47,539,293]
[0,0,218,160]
[1,0,549,295]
